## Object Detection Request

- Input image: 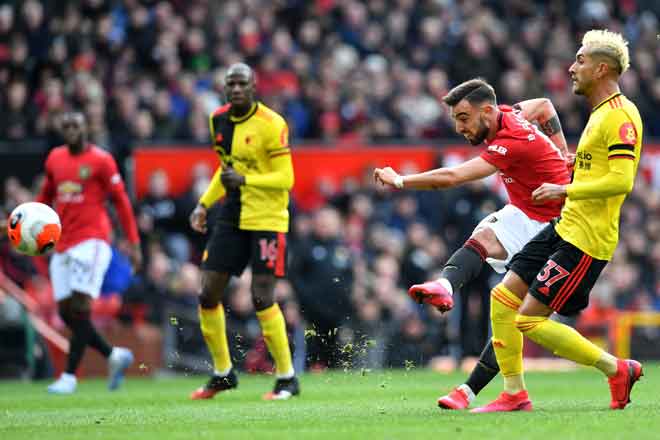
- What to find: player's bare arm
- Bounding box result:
[374,156,497,190]
[514,98,569,160]
[531,182,568,202]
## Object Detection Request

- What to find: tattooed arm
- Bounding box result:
[514,98,569,160]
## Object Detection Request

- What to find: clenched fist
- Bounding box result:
[374,166,401,188]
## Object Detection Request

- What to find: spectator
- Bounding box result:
[289,206,354,368]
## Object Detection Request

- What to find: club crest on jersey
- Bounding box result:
[488,144,507,155]
[79,165,91,179]
[619,122,637,145]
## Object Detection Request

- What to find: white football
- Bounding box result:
[7,202,62,256]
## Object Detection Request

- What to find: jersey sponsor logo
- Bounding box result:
[487,144,508,155]
[110,173,121,184]
[575,150,593,170]
[79,165,91,180]
[57,181,84,203]
[618,122,637,145]
[57,181,82,194]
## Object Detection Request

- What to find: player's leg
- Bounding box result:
[69,240,132,390]
[471,223,560,413]
[191,224,247,399]
[515,247,642,409]
[409,222,502,310]
[470,271,532,413]
[438,341,498,409]
[47,250,77,393]
[251,231,298,400]
[47,241,126,393]
[410,206,521,312]
[48,295,87,394]
[191,269,238,399]
[433,227,503,407]
[409,232,492,312]
[437,206,545,409]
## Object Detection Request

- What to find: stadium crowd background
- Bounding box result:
[0,0,659,377]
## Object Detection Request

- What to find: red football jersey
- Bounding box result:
[479,106,570,222]
[36,144,139,251]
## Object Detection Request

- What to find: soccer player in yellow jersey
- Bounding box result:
[472,30,643,413]
[188,63,299,400]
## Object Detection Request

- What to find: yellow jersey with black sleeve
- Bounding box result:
[198,102,294,232]
[555,93,643,260]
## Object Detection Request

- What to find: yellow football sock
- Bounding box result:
[490,284,525,393]
[515,314,603,367]
[257,303,294,377]
[199,305,232,373]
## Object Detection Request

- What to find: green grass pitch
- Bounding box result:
[2,366,659,440]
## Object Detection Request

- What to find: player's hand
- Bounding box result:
[532,183,567,203]
[566,152,576,171]
[221,164,245,190]
[373,167,399,187]
[129,243,143,273]
[190,204,208,233]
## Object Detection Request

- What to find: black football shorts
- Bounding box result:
[508,222,607,316]
[201,222,287,277]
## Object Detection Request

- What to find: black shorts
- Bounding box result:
[201,222,287,277]
[508,222,607,316]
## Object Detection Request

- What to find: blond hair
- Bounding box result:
[582,29,630,75]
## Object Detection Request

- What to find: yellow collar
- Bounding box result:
[592,92,622,112]
[230,102,258,123]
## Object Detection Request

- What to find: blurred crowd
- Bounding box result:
[1,0,660,157]
[1,0,660,375]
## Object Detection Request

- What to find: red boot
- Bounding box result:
[470,390,533,413]
[408,280,453,312]
[608,359,643,410]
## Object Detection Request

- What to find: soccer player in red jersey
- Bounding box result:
[471,30,643,413]
[374,78,571,409]
[37,112,142,394]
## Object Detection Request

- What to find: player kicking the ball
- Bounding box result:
[38,112,142,394]
[470,29,643,413]
[374,78,571,409]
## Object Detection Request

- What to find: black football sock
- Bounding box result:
[64,315,94,374]
[465,340,499,395]
[439,238,487,292]
[88,326,113,358]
